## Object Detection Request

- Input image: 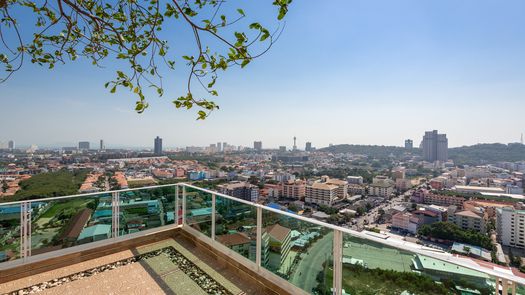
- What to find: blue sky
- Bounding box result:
[1,0,525,148]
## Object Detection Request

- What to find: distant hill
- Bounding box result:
[319,144,419,159]
[319,143,525,165]
[449,143,525,165]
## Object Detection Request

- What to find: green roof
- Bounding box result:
[78,224,111,240]
[413,255,489,279]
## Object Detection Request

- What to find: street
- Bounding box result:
[289,231,334,293]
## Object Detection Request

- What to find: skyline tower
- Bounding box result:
[404,139,413,149]
[305,142,312,152]
[154,136,163,155]
[421,130,448,162]
[293,136,297,151]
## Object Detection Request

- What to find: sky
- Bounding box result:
[1,0,525,149]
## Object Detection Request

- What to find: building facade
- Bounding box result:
[497,207,525,249]
[154,136,163,155]
[305,182,339,206]
[282,180,306,200]
[421,130,448,162]
[217,181,260,202]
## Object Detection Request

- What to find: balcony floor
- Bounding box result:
[0,234,275,295]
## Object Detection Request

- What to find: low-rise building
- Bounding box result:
[448,206,486,233]
[217,181,260,202]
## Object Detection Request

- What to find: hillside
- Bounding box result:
[319,144,419,159]
[449,143,525,165]
[320,143,525,165]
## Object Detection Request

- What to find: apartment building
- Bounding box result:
[369,176,395,198]
[217,181,260,202]
[448,206,487,233]
[497,207,525,249]
[322,176,348,199]
[305,182,339,206]
[282,180,306,200]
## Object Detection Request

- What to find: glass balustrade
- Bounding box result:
[117,186,176,237]
[30,194,112,255]
[214,195,257,262]
[184,187,213,237]
[0,203,22,261]
[261,207,333,294]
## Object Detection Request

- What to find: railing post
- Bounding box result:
[175,185,180,226]
[333,229,343,295]
[512,281,517,295]
[211,193,216,240]
[112,192,120,238]
[19,201,32,261]
[502,278,509,295]
[256,206,262,267]
[182,185,187,225]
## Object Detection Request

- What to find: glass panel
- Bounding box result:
[214,195,257,262]
[30,194,112,255]
[118,187,176,236]
[340,233,496,295]
[0,203,21,261]
[185,187,212,237]
[262,208,333,294]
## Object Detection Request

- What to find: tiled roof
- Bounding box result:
[265,224,291,242]
[216,232,251,247]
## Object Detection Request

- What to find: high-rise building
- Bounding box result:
[421,130,448,162]
[305,142,312,152]
[217,142,222,152]
[254,141,262,151]
[99,139,104,151]
[223,142,227,150]
[8,140,15,150]
[404,139,413,149]
[293,136,297,151]
[78,141,90,150]
[279,146,286,152]
[154,136,163,155]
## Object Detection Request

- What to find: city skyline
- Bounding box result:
[1,132,525,150]
[1,1,525,147]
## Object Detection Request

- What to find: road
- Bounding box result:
[352,190,412,230]
[289,231,334,293]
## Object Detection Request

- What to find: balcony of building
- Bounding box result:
[1,183,525,295]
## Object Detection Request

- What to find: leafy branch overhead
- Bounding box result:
[0,0,292,119]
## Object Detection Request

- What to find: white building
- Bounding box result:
[497,207,525,249]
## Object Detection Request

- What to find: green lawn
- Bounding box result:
[39,198,93,219]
